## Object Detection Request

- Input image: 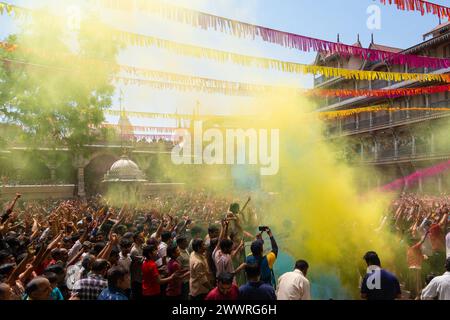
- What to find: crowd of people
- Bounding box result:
[0,191,448,301]
[375,193,449,299]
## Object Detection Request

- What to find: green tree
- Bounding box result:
[0,8,119,157]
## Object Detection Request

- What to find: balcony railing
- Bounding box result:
[356,142,450,163]
[314,75,336,86]
[343,122,356,131]
[430,99,450,108]
[329,109,450,136]
[409,67,425,74]
[371,80,390,89]
[372,114,390,126]
[328,96,342,105]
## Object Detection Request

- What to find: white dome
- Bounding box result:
[103,155,147,182]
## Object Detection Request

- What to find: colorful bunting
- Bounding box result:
[319,106,450,120]
[103,123,177,133]
[379,0,450,19]
[105,106,450,122]
[3,42,447,94]
[114,31,450,82]
[99,0,450,68]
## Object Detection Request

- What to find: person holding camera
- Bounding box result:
[245,226,278,287]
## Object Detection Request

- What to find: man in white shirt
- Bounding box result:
[118,238,132,272]
[277,260,311,300]
[421,257,450,300]
[156,231,173,275]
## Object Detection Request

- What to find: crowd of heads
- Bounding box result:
[0,190,448,300]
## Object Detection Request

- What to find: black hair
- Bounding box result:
[295,260,309,272]
[245,263,260,279]
[115,225,127,236]
[119,238,132,249]
[167,244,178,259]
[106,266,128,288]
[81,254,94,270]
[45,264,64,275]
[91,242,106,255]
[176,236,187,246]
[219,239,234,253]
[133,232,143,242]
[91,259,109,273]
[0,263,15,276]
[0,251,12,264]
[142,244,157,259]
[208,225,219,235]
[43,272,58,284]
[192,239,204,253]
[425,274,436,285]
[25,278,42,296]
[250,240,263,256]
[135,224,144,233]
[446,257,450,272]
[161,231,172,243]
[363,251,381,267]
[217,272,234,285]
[123,232,134,240]
[110,246,120,257]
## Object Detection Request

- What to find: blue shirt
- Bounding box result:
[238,281,276,301]
[361,268,401,300]
[245,252,276,286]
[51,287,64,300]
[98,287,128,300]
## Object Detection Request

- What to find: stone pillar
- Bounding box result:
[73,155,89,201]
[46,161,58,183]
[394,136,399,158]
[373,139,378,160]
[406,99,410,119]
[77,167,86,199]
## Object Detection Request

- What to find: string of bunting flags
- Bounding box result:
[378,0,450,19]
[3,43,449,97]
[2,56,449,99]
[98,0,450,68]
[1,3,449,81]
[113,31,450,82]
[2,0,449,69]
[319,105,450,120]
[102,123,177,133]
[122,133,175,140]
[105,106,450,123]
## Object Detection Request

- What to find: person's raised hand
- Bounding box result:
[47,232,64,250]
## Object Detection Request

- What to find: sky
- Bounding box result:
[0,0,447,131]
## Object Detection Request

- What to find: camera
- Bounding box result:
[258,226,269,232]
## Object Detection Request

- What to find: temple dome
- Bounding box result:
[103,155,147,182]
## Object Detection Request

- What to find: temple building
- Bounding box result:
[314,24,450,193]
